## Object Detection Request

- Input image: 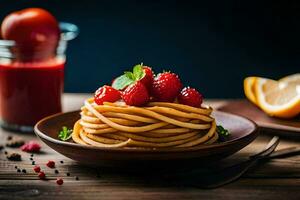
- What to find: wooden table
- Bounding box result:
[0,94,300,200]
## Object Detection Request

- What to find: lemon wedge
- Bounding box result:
[280,73,300,85]
[254,77,300,118]
[243,77,257,104]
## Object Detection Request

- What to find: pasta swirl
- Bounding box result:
[72,98,218,148]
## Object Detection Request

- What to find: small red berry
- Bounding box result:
[151,72,183,102]
[21,141,41,152]
[46,160,55,168]
[33,165,41,173]
[140,66,154,90]
[122,81,150,106]
[38,171,46,179]
[94,85,121,105]
[178,87,203,107]
[56,178,64,185]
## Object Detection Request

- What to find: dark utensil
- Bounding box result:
[167,136,280,189]
[269,146,300,159]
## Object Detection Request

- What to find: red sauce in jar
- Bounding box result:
[0,58,64,127]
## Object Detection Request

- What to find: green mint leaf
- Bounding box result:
[112,74,135,90]
[133,64,145,81]
[65,130,73,140]
[58,126,73,141]
[124,71,134,80]
[111,63,146,90]
[217,125,230,142]
[58,131,64,139]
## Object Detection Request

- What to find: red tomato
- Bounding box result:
[1,8,60,62]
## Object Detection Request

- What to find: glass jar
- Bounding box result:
[0,22,79,132]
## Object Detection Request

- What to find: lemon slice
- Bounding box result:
[280,73,300,85]
[255,77,300,118]
[243,77,257,104]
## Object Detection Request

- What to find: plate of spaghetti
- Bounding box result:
[35,64,258,168]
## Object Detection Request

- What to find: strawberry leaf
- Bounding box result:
[112,74,135,90]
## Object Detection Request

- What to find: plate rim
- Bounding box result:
[34,110,259,153]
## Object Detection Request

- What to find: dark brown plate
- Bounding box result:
[34,110,258,169]
[218,100,300,138]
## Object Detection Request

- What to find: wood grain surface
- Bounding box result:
[0,94,299,200]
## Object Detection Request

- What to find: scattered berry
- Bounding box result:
[94,85,121,105]
[122,81,150,106]
[33,166,41,173]
[75,176,79,180]
[30,157,33,161]
[151,72,182,102]
[66,172,70,176]
[177,87,203,107]
[22,169,26,173]
[56,178,63,185]
[55,169,59,174]
[139,66,154,90]
[14,166,18,169]
[21,141,41,152]
[60,160,64,164]
[0,145,3,150]
[4,151,7,155]
[7,153,21,161]
[30,154,34,157]
[17,169,21,173]
[32,161,35,165]
[46,160,55,168]
[38,171,46,179]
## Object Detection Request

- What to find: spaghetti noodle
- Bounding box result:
[72,98,218,148]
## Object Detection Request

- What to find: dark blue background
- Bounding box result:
[1,0,299,98]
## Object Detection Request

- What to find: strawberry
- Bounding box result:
[94,85,121,105]
[139,66,154,90]
[151,72,183,102]
[122,81,149,106]
[178,87,203,107]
